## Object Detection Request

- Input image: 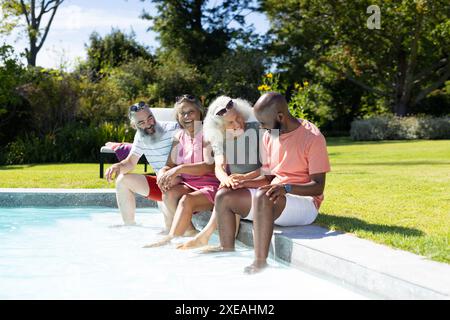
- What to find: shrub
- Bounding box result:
[350,115,450,141]
[2,122,135,164]
[16,67,80,136]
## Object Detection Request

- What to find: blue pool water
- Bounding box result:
[0,207,369,299]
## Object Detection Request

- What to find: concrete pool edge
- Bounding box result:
[1,188,449,300]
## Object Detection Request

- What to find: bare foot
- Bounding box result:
[109,222,138,228]
[157,228,169,235]
[143,235,173,248]
[199,245,235,254]
[183,228,199,237]
[176,236,208,250]
[244,260,268,274]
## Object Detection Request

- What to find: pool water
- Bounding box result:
[0,207,370,299]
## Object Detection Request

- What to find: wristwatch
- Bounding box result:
[283,184,292,194]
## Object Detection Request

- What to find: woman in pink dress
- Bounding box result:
[144,94,220,247]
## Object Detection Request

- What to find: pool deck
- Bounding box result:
[1,188,449,300]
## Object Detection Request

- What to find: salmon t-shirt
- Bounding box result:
[261,119,331,209]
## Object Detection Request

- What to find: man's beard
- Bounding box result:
[138,122,164,143]
[274,120,282,130]
[269,120,282,137]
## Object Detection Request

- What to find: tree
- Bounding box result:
[0,0,65,66]
[141,0,258,69]
[261,0,450,116]
[81,29,153,81]
[205,46,266,102]
[0,44,27,144]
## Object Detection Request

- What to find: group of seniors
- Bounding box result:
[105,92,330,274]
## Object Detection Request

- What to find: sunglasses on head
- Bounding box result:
[129,101,147,112]
[175,94,197,103]
[215,99,234,116]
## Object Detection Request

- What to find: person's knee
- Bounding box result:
[163,188,179,202]
[215,188,234,208]
[254,189,272,211]
[178,194,194,211]
[115,174,128,190]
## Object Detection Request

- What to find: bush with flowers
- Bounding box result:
[258,73,333,127]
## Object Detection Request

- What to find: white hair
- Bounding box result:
[203,95,254,146]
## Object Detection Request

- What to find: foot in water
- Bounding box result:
[143,235,173,248]
[157,228,169,235]
[199,245,235,254]
[244,260,268,274]
[176,236,208,250]
[109,222,139,228]
[183,228,199,237]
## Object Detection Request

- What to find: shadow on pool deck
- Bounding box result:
[192,211,448,299]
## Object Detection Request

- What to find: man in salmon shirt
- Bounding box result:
[215,92,331,274]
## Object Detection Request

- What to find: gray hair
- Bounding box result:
[203,95,253,146]
[128,102,152,130]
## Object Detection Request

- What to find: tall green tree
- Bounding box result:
[141,0,258,69]
[0,0,65,66]
[81,29,153,81]
[261,0,450,116]
[0,44,26,144]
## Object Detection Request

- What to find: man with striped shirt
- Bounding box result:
[105,101,179,229]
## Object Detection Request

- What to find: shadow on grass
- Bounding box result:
[0,164,36,170]
[315,213,424,237]
[326,137,426,147]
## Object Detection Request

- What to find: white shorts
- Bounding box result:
[244,188,318,227]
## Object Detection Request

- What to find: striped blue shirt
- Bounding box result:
[130,121,180,173]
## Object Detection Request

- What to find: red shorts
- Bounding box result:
[145,175,162,202]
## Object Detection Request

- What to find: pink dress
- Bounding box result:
[175,130,220,204]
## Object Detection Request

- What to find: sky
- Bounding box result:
[1,0,270,70]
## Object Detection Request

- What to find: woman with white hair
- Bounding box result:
[176,95,262,249]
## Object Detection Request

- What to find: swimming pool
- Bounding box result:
[0,207,370,299]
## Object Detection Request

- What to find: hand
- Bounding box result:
[219,176,234,189]
[230,179,249,189]
[258,184,286,204]
[105,163,121,183]
[158,167,179,192]
[228,173,245,181]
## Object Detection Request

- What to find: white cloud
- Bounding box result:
[52,5,149,31]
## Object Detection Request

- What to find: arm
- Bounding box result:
[231,168,261,180]
[171,140,215,176]
[157,139,180,191]
[287,173,326,197]
[157,139,179,178]
[261,173,327,203]
[105,153,140,183]
[234,175,274,189]
[214,154,232,186]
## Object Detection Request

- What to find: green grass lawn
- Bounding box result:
[0,138,449,263]
[0,163,149,188]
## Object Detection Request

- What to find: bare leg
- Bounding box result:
[215,188,252,251]
[170,191,213,236]
[144,191,213,248]
[115,174,150,225]
[177,208,217,249]
[162,184,192,232]
[244,189,286,274]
